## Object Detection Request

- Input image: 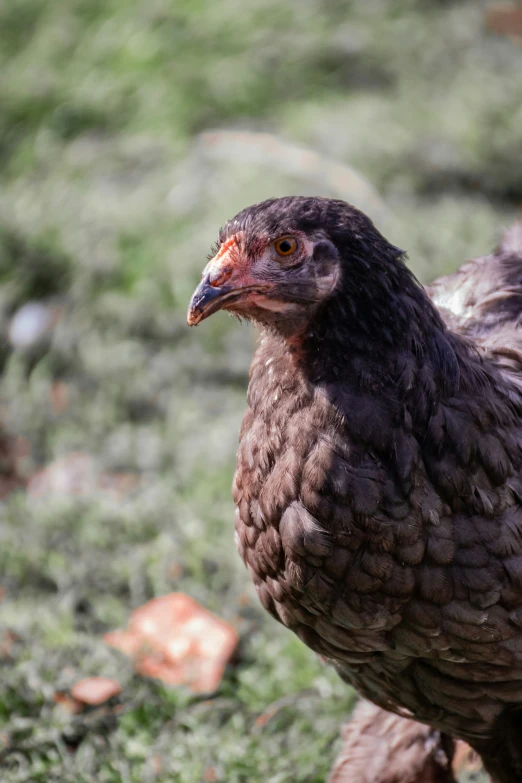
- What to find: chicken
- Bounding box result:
[188,197,522,783]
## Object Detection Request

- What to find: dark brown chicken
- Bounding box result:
[188,197,522,783]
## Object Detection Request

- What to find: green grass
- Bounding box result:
[0,0,517,780]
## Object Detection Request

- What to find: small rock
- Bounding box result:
[70,677,121,706]
[8,302,55,348]
[104,593,238,693]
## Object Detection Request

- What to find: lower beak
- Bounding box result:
[187,278,237,326]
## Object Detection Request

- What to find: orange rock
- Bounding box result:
[103,628,142,657]
[70,676,122,706]
[104,593,238,693]
[485,3,522,39]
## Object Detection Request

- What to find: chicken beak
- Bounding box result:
[187,275,237,326]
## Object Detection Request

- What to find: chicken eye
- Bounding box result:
[274,237,298,257]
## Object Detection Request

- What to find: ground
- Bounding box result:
[1,1,520,781]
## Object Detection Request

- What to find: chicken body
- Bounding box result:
[188,199,522,783]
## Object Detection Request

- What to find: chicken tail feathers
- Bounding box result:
[428,222,522,386]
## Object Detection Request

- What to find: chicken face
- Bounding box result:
[187,206,341,332]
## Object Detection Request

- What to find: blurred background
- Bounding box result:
[1,1,521,781]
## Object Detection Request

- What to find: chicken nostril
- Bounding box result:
[209,265,233,287]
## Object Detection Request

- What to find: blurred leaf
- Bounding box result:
[105,593,238,693]
[70,676,122,706]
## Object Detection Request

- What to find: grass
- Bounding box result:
[1,0,519,780]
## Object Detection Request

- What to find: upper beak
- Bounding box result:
[187,275,238,326]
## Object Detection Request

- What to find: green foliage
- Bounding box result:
[0,227,71,302]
